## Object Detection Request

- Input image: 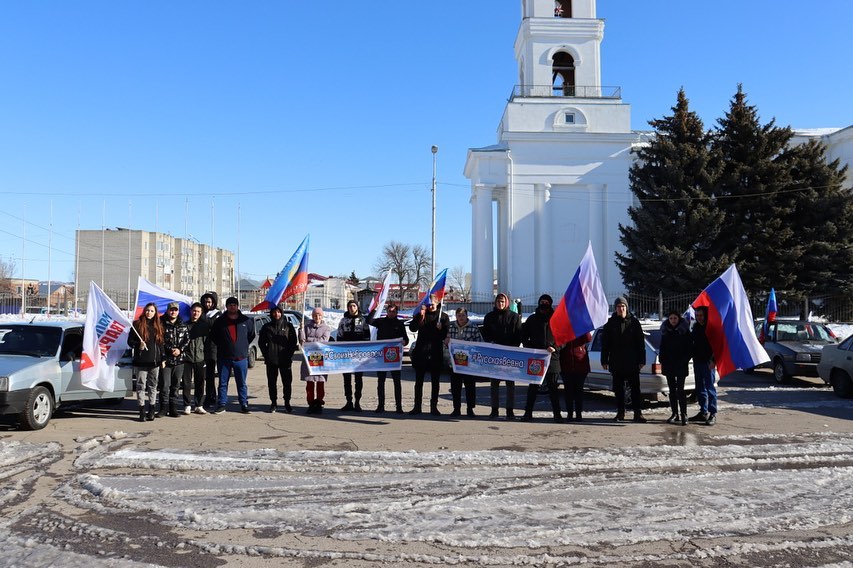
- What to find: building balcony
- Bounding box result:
[509,84,622,100]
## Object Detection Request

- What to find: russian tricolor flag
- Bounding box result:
[252,235,310,312]
[549,243,609,345]
[134,277,193,321]
[410,268,448,315]
[692,264,770,378]
[759,288,778,343]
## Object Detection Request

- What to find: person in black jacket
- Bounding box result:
[337,300,371,411]
[211,297,255,414]
[369,303,408,413]
[158,302,190,418]
[127,303,164,422]
[600,296,647,422]
[659,309,691,425]
[481,292,523,420]
[690,306,718,425]
[521,294,563,423]
[259,305,298,413]
[200,291,220,409]
[409,294,450,415]
[184,302,209,414]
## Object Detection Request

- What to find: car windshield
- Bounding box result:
[774,323,833,342]
[0,325,62,357]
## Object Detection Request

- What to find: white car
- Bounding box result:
[0,322,134,430]
[586,323,696,406]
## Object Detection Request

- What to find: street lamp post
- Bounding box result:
[431,145,438,282]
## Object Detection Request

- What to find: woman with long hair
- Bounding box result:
[127,302,165,422]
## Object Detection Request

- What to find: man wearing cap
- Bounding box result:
[600,296,647,422]
[210,297,255,414]
[259,305,298,413]
[159,302,190,418]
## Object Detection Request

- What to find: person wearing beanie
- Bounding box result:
[337,300,371,411]
[409,293,451,416]
[520,294,564,423]
[600,296,647,423]
[259,305,298,413]
[199,291,220,409]
[659,309,692,425]
[481,292,523,419]
[300,307,331,414]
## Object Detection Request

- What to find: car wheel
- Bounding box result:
[773,359,791,385]
[248,347,257,369]
[830,369,853,398]
[20,386,54,431]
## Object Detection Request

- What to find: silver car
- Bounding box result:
[755,320,837,384]
[817,334,853,398]
[0,322,133,430]
[586,323,696,406]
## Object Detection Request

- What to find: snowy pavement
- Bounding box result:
[1,368,852,566]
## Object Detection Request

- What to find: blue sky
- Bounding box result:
[1,1,850,287]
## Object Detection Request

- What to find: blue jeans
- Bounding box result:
[218,359,249,407]
[693,361,717,415]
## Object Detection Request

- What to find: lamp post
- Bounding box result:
[431,145,438,282]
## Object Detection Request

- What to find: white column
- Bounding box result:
[471,185,494,299]
[535,183,552,294]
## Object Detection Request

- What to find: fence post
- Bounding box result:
[658,291,664,321]
[803,297,809,320]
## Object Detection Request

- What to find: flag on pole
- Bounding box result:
[368,271,393,318]
[758,288,778,343]
[252,235,309,312]
[135,277,193,321]
[549,242,609,345]
[410,268,448,315]
[81,282,132,391]
[692,264,770,378]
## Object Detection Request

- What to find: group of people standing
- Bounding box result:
[127,290,719,426]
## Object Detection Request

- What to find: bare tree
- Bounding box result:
[449,265,471,301]
[373,241,433,307]
[410,244,432,303]
[0,256,17,294]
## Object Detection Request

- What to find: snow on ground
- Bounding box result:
[61,433,853,550]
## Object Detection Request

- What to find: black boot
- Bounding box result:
[138,406,146,422]
[430,403,441,416]
[168,399,180,418]
[146,404,155,421]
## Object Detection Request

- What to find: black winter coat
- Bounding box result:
[659,318,692,377]
[161,315,190,366]
[691,321,714,363]
[127,319,163,368]
[337,312,371,341]
[521,307,560,374]
[371,316,409,344]
[210,312,255,360]
[184,319,209,364]
[600,312,646,374]
[259,317,298,366]
[409,309,450,369]
[481,308,522,346]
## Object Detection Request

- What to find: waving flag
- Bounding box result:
[368,271,393,319]
[549,242,609,345]
[692,264,770,378]
[758,288,778,343]
[81,282,132,391]
[410,268,448,315]
[135,277,193,321]
[252,235,309,312]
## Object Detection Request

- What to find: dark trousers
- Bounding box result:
[266,362,293,404]
[413,365,442,409]
[342,372,363,404]
[524,372,562,417]
[159,364,184,410]
[666,374,688,418]
[490,380,515,412]
[561,372,587,418]
[184,361,206,408]
[612,370,642,416]
[204,358,217,407]
[376,370,402,410]
[450,373,477,411]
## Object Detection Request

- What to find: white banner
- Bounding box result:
[448,340,552,385]
[81,282,132,391]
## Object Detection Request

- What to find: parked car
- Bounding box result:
[0,322,133,430]
[755,320,837,384]
[586,323,696,407]
[245,313,271,368]
[817,334,853,398]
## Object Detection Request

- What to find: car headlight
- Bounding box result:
[0,376,8,392]
[795,353,812,362]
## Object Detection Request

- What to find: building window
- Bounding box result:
[565,112,575,124]
[552,51,575,96]
[554,0,571,18]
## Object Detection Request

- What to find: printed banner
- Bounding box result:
[448,340,552,385]
[302,339,404,375]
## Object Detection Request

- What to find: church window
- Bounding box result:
[554,1,572,18]
[552,51,575,96]
[565,112,575,124]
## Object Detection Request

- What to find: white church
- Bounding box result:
[463,0,853,303]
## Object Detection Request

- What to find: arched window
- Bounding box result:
[552,52,575,96]
[554,0,572,18]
